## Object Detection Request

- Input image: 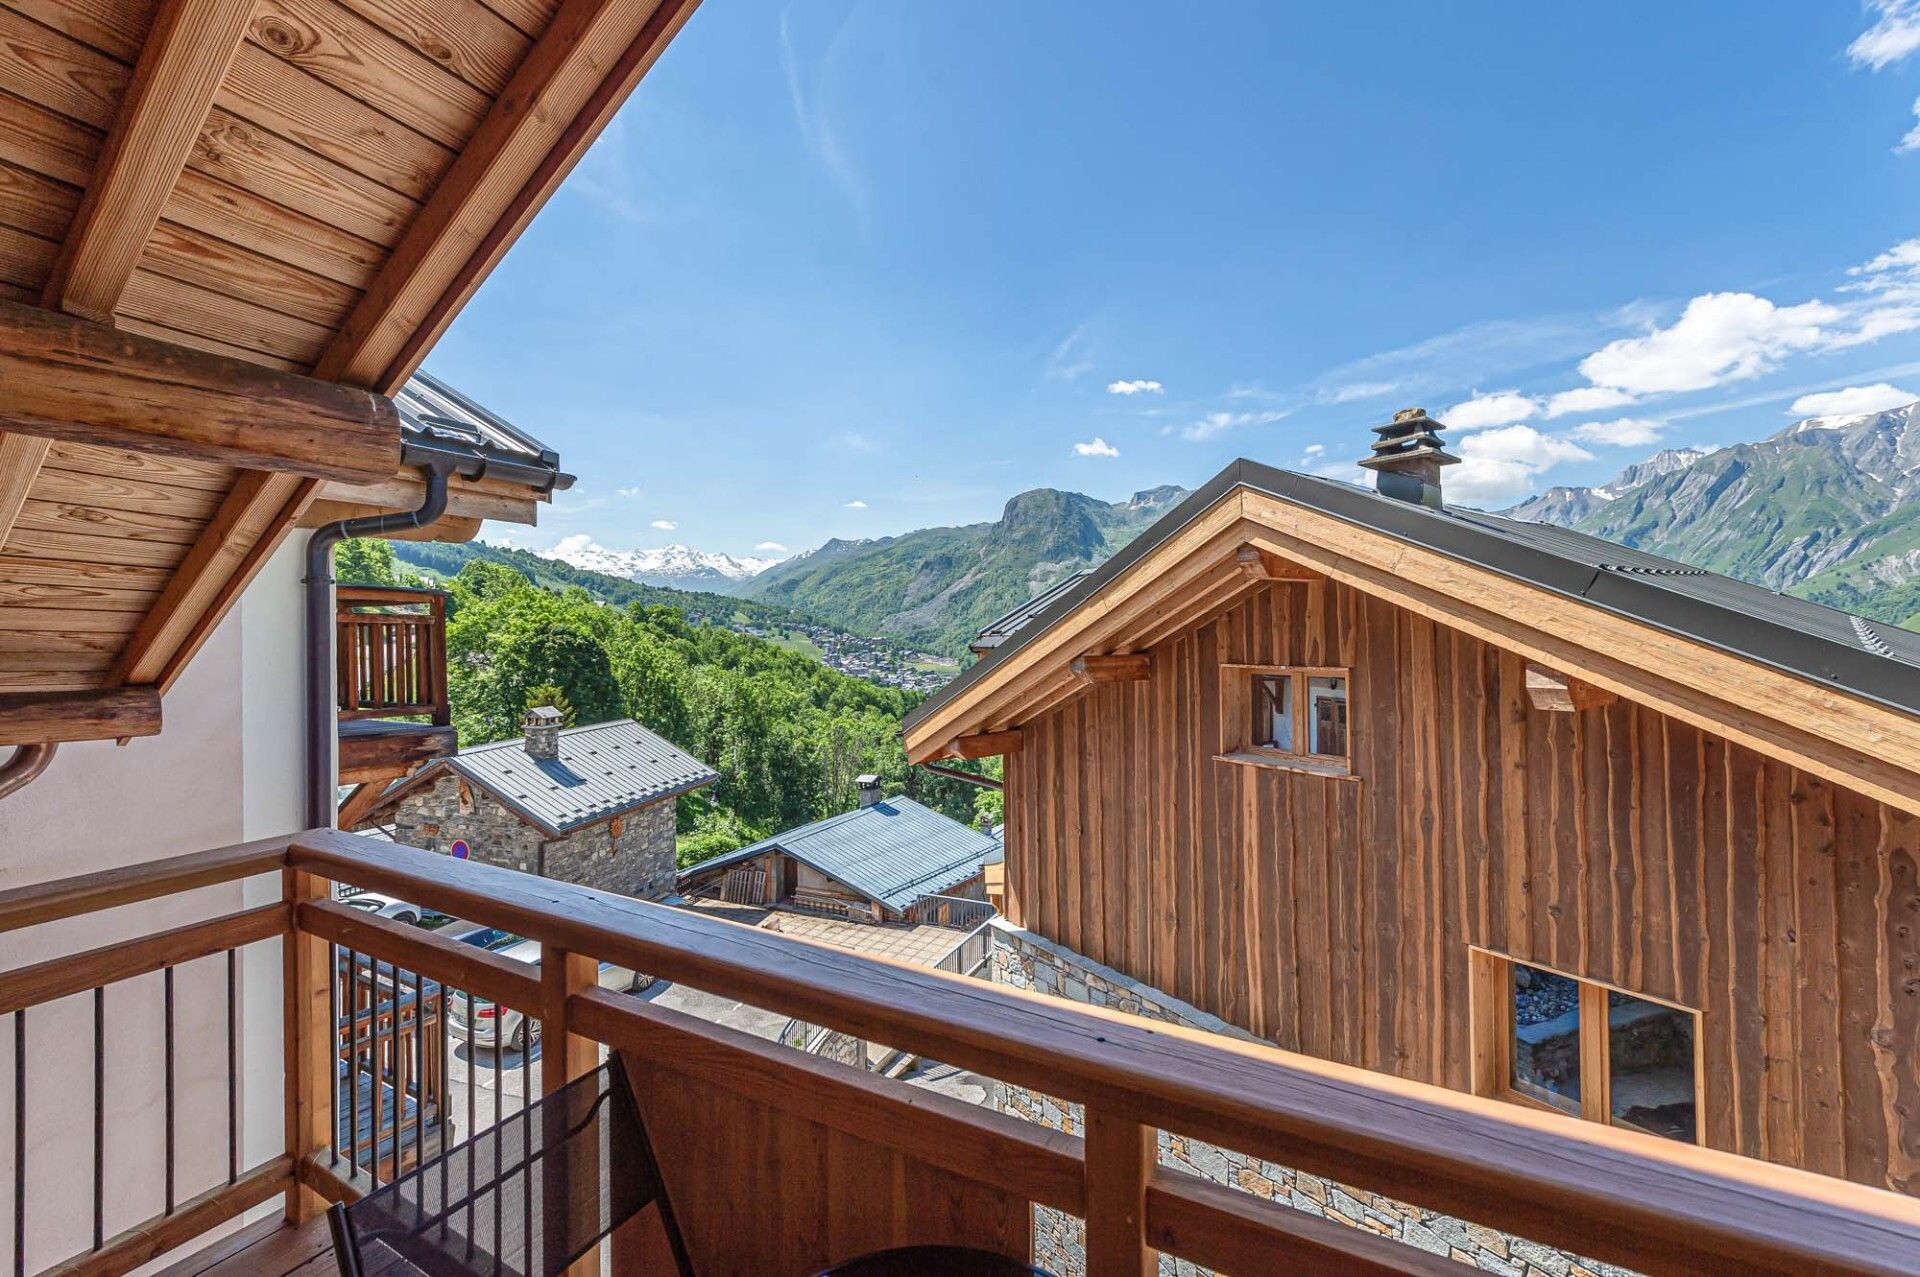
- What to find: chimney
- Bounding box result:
[1358,406,1460,509]
[523,706,563,760]
[856,774,883,808]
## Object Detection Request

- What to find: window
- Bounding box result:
[1220,665,1353,775]
[1471,949,1700,1144]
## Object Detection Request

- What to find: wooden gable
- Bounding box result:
[0,0,700,732]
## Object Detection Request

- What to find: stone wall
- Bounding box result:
[988,922,1634,1277]
[380,774,678,899]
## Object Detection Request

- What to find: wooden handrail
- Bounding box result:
[0,903,288,1015]
[0,834,291,934]
[290,828,1920,1277]
[335,584,450,605]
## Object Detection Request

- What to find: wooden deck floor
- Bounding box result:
[157,1214,335,1277]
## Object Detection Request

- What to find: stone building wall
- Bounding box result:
[988,922,1633,1277]
[379,773,679,899]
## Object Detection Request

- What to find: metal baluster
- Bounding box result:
[92,987,103,1250]
[349,949,362,1183]
[164,966,176,1214]
[226,949,238,1185]
[15,1009,26,1277]
[464,987,475,1263]
[412,965,425,1220]
[520,1025,531,1272]
[328,942,340,1168]
[492,1016,501,1274]
[379,957,395,1185]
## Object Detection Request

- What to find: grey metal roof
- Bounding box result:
[906,458,1920,734]
[690,798,1001,912]
[445,719,717,836]
[394,370,575,492]
[971,571,1092,653]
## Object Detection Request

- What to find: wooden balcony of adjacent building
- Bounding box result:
[335,585,455,822]
[2,829,1917,1277]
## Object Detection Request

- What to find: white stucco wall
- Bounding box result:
[0,532,311,1273]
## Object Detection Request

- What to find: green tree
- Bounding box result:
[524,682,575,726]
[335,537,399,587]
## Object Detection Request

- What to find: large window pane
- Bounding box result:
[1308,676,1348,756]
[1608,992,1697,1143]
[1253,675,1292,751]
[1511,963,1581,1114]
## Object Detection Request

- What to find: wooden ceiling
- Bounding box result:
[0,0,698,723]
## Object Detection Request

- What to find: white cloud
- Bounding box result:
[841,431,877,452]
[1044,326,1093,381]
[1073,436,1120,457]
[844,499,867,509]
[1107,379,1163,396]
[1448,425,1594,506]
[1577,292,1845,396]
[1850,0,1920,69]
[1317,381,1398,405]
[650,519,677,531]
[551,534,595,556]
[615,486,643,498]
[755,541,789,553]
[1543,385,1638,418]
[1899,97,1920,152]
[1443,390,1541,431]
[1302,443,1325,458]
[1568,417,1666,446]
[1179,409,1288,441]
[1788,383,1917,417]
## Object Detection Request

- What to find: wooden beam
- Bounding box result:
[946,728,1023,760]
[1235,544,1323,581]
[1070,653,1151,684]
[41,0,255,323]
[1084,1110,1153,1276]
[314,0,702,393]
[284,871,332,1224]
[107,472,319,692]
[1524,662,1618,713]
[0,300,399,483]
[0,433,49,550]
[0,687,159,744]
[337,723,457,785]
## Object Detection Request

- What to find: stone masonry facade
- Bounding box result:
[383,773,679,899]
[988,921,1635,1277]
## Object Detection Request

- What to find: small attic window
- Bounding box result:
[1219,665,1353,777]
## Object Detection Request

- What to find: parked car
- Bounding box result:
[445,933,642,1052]
[339,890,449,928]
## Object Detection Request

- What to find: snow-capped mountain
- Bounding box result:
[539,535,783,592]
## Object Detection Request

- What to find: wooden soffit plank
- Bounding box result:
[313,0,701,392]
[108,472,318,692]
[42,0,257,323]
[0,687,160,744]
[0,300,399,482]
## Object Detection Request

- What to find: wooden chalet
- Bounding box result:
[0,0,1915,1269]
[904,407,1920,1205]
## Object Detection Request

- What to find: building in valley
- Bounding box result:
[678,775,1000,923]
[903,407,1920,1254]
[350,709,717,900]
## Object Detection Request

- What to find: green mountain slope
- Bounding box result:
[1506,404,1920,631]
[743,485,1189,656]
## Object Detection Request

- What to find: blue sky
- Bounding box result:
[423,1,1920,559]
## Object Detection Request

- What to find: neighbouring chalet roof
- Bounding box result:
[0,0,698,735]
[688,798,1002,913]
[905,458,1920,816]
[366,720,718,838]
[970,571,1092,655]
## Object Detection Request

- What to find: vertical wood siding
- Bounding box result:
[1002,578,1920,1196]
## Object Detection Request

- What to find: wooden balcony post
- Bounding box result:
[283,867,335,1223]
[544,948,601,1276]
[1084,1109,1153,1276]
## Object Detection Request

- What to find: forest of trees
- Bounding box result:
[338,539,999,865]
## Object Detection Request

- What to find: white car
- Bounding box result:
[339,890,441,927]
[446,931,642,1052]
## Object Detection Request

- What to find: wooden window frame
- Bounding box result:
[1216,664,1355,778]
[1468,946,1706,1145]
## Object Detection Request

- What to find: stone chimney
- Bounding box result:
[523,706,563,760]
[1358,406,1460,509]
[856,774,883,808]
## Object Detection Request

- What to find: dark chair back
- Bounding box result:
[329,1058,693,1277]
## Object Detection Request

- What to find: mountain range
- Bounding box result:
[543,535,782,591]
[1505,402,1920,627]
[741,485,1190,656]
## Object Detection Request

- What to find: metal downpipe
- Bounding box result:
[305,464,452,829]
[0,743,58,802]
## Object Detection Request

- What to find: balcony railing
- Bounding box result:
[335,585,450,725]
[3,830,1918,1276]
